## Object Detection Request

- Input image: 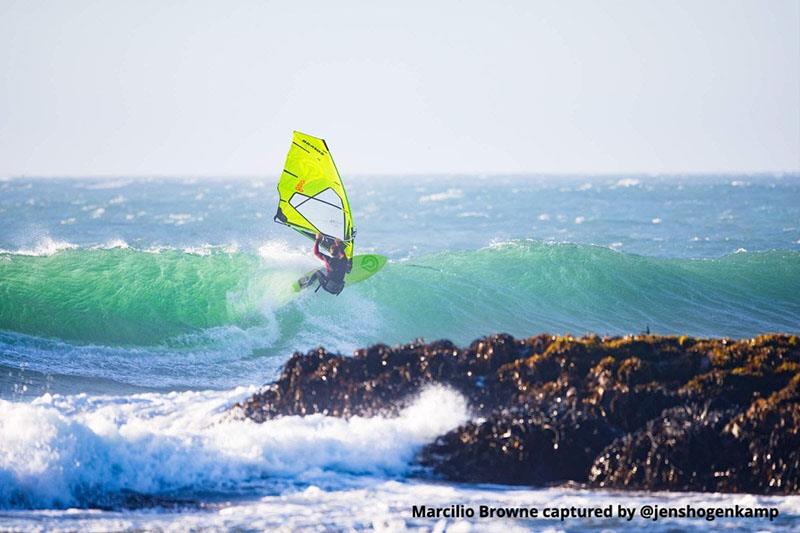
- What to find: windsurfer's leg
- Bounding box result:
[299,269,325,288]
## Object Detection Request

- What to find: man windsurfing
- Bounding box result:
[298,233,352,295]
[275,132,386,294]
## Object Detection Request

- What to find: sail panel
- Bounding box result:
[274,131,354,258]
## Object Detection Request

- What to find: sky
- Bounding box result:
[0,0,798,177]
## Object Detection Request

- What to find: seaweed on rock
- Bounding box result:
[232,333,800,494]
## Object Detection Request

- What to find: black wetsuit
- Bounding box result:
[318,255,349,294]
[300,241,351,294]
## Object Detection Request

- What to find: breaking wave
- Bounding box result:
[0,386,467,509]
[1,241,798,350]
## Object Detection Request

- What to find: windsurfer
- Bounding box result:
[298,233,352,294]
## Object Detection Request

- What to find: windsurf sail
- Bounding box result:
[274,131,355,259]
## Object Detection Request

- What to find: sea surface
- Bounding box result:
[1,174,799,531]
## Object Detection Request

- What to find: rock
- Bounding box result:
[232,333,800,493]
[589,403,738,492]
[419,406,617,485]
[722,373,800,493]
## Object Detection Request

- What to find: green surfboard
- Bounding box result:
[292,254,387,292]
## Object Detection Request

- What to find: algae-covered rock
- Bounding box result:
[722,374,800,493]
[232,333,800,494]
[588,404,738,492]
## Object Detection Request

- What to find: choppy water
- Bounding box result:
[1,175,799,530]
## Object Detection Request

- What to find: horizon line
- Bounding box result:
[3,170,800,181]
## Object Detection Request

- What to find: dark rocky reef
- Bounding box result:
[233,333,800,494]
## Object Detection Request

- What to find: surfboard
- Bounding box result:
[292,253,388,292]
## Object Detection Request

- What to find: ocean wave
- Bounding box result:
[0,386,467,509]
[2,481,799,531]
[0,246,269,345]
[0,241,798,349]
[613,178,641,188]
[0,236,78,257]
[418,188,464,203]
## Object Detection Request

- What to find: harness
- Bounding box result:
[314,255,348,295]
[315,275,345,295]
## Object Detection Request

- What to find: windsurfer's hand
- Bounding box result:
[315,233,322,242]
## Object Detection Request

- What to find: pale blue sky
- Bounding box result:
[0,0,798,176]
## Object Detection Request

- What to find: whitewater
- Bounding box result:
[1,175,799,530]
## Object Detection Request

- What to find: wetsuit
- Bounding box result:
[300,240,351,294]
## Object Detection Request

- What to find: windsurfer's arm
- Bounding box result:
[313,233,330,268]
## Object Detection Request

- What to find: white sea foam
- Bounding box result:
[3,478,797,531]
[487,238,521,249]
[0,237,78,257]
[291,287,384,354]
[457,211,489,219]
[613,178,641,188]
[179,242,239,256]
[90,239,129,250]
[257,239,316,268]
[0,239,303,261]
[166,213,193,225]
[419,188,464,203]
[83,180,133,190]
[0,386,468,509]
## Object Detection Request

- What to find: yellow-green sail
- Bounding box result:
[273,131,355,259]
